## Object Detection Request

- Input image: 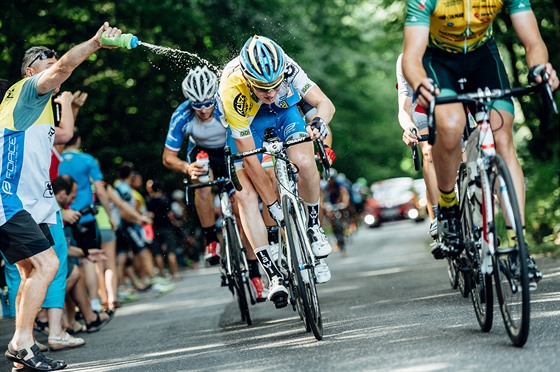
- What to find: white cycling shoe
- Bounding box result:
[307,225,333,258]
[267,276,288,309]
[315,259,331,284]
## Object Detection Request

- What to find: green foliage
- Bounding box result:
[0,0,557,251]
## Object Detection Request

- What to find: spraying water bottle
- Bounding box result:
[196,151,210,183]
[101,32,139,49]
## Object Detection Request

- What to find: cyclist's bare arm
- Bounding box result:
[511,11,559,90]
[397,90,419,146]
[302,85,335,146]
[163,148,189,174]
[402,26,437,108]
[235,136,278,206]
[163,148,207,180]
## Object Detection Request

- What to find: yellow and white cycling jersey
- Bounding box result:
[218,55,316,139]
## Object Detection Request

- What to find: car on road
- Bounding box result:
[363,177,426,228]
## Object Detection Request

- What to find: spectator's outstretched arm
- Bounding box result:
[36,22,122,95]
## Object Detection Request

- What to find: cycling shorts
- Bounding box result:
[423,38,514,114]
[188,145,227,179]
[116,224,146,255]
[227,103,307,168]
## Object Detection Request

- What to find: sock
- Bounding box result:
[254,246,283,280]
[306,200,320,227]
[266,225,279,244]
[506,226,525,247]
[247,259,261,279]
[438,189,458,208]
[432,205,439,220]
[203,226,218,244]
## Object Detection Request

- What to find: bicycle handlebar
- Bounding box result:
[411,128,429,171]
[184,177,233,204]
[426,75,558,145]
[226,135,330,191]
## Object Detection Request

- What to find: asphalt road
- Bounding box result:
[1,219,559,371]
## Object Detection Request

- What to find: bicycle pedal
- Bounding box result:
[271,294,288,309]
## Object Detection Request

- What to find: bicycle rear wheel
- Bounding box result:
[489,155,530,347]
[283,196,323,340]
[459,164,492,331]
[225,219,252,326]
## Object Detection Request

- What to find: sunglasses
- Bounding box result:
[192,98,216,110]
[249,75,284,93]
[28,49,57,68]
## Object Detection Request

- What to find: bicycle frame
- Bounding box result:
[185,178,254,323]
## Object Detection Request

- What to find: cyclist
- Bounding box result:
[163,66,268,300]
[396,53,439,238]
[402,0,558,287]
[322,172,351,256]
[218,35,335,308]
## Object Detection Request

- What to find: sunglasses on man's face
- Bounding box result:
[192,98,216,110]
[249,78,283,93]
[28,50,57,68]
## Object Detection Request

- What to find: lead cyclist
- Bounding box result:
[218,35,336,308]
[402,0,559,288]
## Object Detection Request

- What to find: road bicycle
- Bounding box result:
[426,67,557,346]
[185,177,256,326]
[226,134,331,341]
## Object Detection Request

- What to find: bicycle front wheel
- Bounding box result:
[224,219,252,326]
[283,196,323,340]
[459,164,493,331]
[489,155,530,347]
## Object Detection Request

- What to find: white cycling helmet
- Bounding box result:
[181,66,218,102]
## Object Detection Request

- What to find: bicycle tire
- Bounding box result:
[225,219,252,326]
[446,258,459,289]
[459,164,493,331]
[283,196,323,340]
[489,155,530,347]
[456,164,472,298]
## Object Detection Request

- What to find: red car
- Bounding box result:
[363,177,426,227]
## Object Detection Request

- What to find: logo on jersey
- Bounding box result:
[239,129,251,137]
[233,93,248,116]
[2,137,18,195]
[284,63,300,81]
[43,182,54,198]
[279,101,289,108]
[301,83,312,95]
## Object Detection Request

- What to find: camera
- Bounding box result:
[79,204,98,216]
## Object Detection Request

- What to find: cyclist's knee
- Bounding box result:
[421,145,432,163]
[234,187,259,209]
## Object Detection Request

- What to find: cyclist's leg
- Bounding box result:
[188,147,220,265]
[415,110,439,235]
[423,49,465,253]
[229,120,288,306]
[470,41,541,284]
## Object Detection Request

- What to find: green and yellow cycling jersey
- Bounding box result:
[406,0,532,53]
